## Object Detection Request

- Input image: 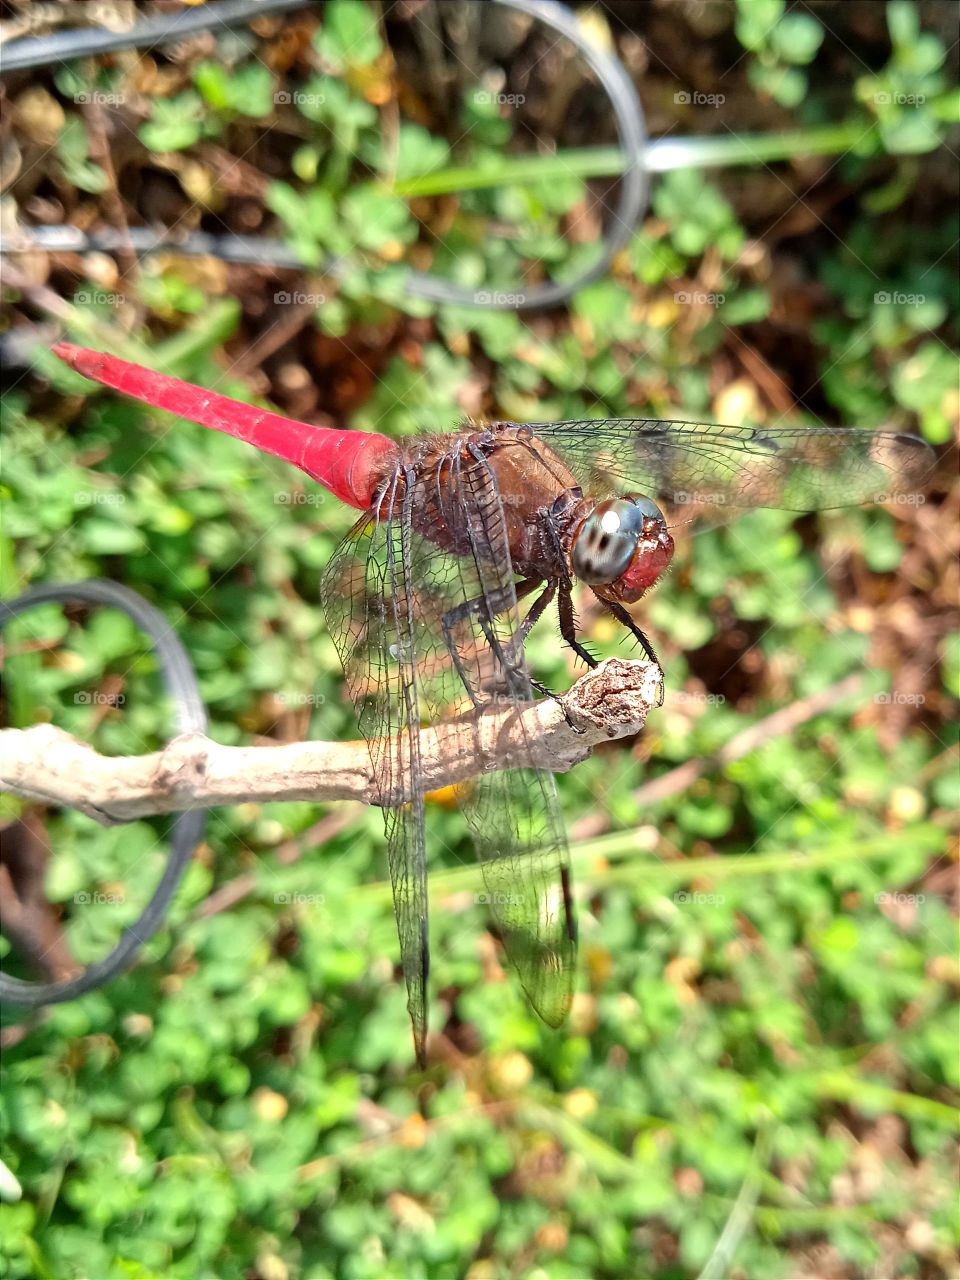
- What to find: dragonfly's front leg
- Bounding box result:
[511,581,578,708]
[557,583,601,670]
[590,591,661,668]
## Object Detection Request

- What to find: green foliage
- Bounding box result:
[193,61,276,119]
[139,91,220,153]
[856,1,951,154]
[653,170,745,260]
[735,0,824,107]
[55,117,108,194]
[3,3,958,1278]
[313,0,384,70]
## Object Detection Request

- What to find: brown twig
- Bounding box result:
[0,658,662,826]
[0,810,81,983]
[230,295,324,375]
[81,96,140,287]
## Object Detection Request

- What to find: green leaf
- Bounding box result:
[771,13,824,65]
[892,341,958,411]
[55,118,109,193]
[55,116,89,164]
[230,64,276,118]
[139,92,209,152]
[77,519,146,555]
[941,634,960,700]
[314,0,383,69]
[720,289,771,325]
[342,185,415,250]
[193,61,232,111]
[887,0,919,48]
[749,62,808,108]
[392,123,451,180]
[735,0,784,50]
[879,111,942,155]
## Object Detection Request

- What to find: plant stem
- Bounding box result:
[393,122,874,198]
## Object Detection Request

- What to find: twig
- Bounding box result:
[81,96,140,286]
[0,810,80,982]
[230,295,322,375]
[0,658,661,826]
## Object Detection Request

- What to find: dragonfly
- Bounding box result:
[52,342,935,1063]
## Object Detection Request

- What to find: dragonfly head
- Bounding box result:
[570,495,674,604]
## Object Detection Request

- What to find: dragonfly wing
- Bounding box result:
[527,419,935,510]
[321,438,576,1051]
[443,442,576,1028]
[320,478,430,1064]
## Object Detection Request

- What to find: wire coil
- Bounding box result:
[0,580,207,1008]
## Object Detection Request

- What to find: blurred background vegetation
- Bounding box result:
[0,1,957,1277]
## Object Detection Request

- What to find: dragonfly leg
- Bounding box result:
[441,581,528,708]
[591,591,661,668]
[441,578,575,716]
[518,578,556,641]
[557,583,600,669]
[513,581,584,727]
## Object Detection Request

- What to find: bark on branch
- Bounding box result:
[0,659,661,826]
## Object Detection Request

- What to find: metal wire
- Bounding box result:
[0,0,649,311]
[0,0,311,74]
[0,580,207,1008]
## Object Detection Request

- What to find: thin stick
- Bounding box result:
[0,658,661,826]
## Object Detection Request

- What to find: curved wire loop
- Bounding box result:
[0,581,207,1008]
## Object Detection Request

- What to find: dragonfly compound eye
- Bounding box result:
[572,497,660,584]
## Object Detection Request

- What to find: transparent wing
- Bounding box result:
[320,475,430,1065]
[320,438,576,1056]
[447,441,576,1028]
[524,419,935,511]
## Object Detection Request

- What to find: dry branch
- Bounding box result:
[0,658,661,826]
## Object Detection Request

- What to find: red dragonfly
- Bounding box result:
[52,342,934,1063]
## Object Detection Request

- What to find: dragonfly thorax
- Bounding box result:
[570,494,674,604]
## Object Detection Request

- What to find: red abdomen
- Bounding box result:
[53,343,398,510]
